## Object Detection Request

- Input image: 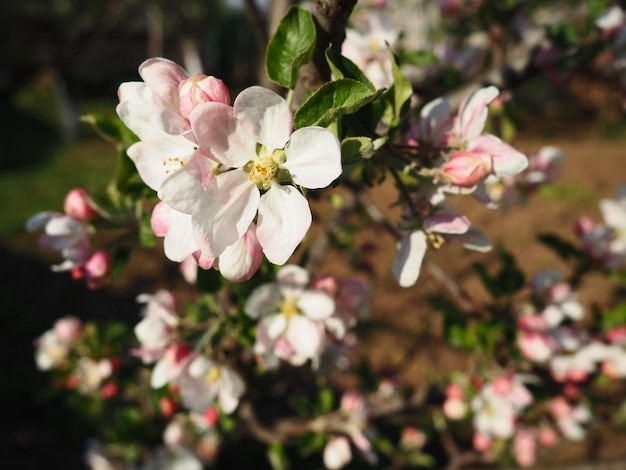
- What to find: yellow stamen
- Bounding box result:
[280,298,299,319]
[206,367,221,384]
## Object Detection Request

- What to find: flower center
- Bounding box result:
[162,156,186,176]
[280,298,299,319]
[427,232,445,249]
[206,367,221,384]
[246,156,278,191]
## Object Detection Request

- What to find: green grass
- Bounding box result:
[0,136,118,236]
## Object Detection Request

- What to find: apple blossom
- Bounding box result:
[550,396,591,441]
[323,436,352,470]
[244,264,339,368]
[177,355,245,414]
[74,358,113,395]
[445,86,528,181]
[133,290,179,364]
[512,427,537,468]
[158,86,341,266]
[116,57,230,191]
[26,211,90,272]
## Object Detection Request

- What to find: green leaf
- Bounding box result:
[380,45,413,129]
[341,137,374,163]
[294,79,384,129]
[81,113,138,150]
[267,442,290,470]
[537,233,583,261]
[325,48,375,91]
[266,6,316,89]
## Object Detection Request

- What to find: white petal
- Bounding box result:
[256,185,312,265]
[162,208,200,262]
[392,231,427,288]
[158,154,208,214]
[298,291,336,320]
[283,127,342,189]
[243,283,282,319]
[458,86,499,140]
[458,226,492,252]
[192,170,259,258]
[261,314,288,340]
[276,264,309,298]
[234,86,292,151]
[138,57,188,110]
[218,224,263,282]
[286,315,323,360]
[600,198,626,230]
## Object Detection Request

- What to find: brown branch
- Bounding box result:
[293,0,357,105]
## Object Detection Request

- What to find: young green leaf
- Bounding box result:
[294,78,384,129]
[265,6,316,89]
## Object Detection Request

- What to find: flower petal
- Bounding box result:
[298,291,336,320]
[283,127,342,189]
[234,86,292,151]
[276,264,309,298]
[191,170,259,258]
[286,315,323,361]
[424,213,470,234]
[138,57,188,110]
[218,224,264,282]
[257,185,312,265]
[392,230,427,288]
[244,283,282,319]
[458,86,499,140]
[190,102,253,168]
[157,151,209,213]
[458,226,492,252]
[471,134,528,177]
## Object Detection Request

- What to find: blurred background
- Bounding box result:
[2,0,626,468]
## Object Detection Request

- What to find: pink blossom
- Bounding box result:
[513,427,537,468]
[53,316,82,343]
[159,86,341,266]
[472,432,493,452]
[74,250,111,290]
[177,355,245,414]
[441,150,493,187]
[26,211,90,272]
[445,86,528,180]
[117,58,230,192]
[64,188,97,219]
[244,265,340,368]
[151,343,194,389]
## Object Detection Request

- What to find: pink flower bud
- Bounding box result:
[472,432,493,452]
[538,424,559,447]
[83,251,112,290]
[165,343,192,365]
[178,75,230,120]
[513,428,537,468]
[100,381,119,399]
[53,316,82,342]
[441,151,493,187]
[64,188,97,219]
[445,382,465,399]
[443,397,468,420]
[575,216,595,236]
[550,396,572,419]
[310,275,338,295]
[400,426,427,450]
[340,389,363,413]
[159,396,179,418]
[204,405,220,427]
[492,375,513,395]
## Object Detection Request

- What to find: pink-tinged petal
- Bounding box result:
[189,102,253,168]
[286,315,323,359]
[192,170,259,257]
[276,264,309,298]
[218,367,244,414]
[161,209,200,263]
[298,291,336,320]
[470,134,528,177]
[392,230,427,288]
[178,75,231,119]
[139,58,188,110]
[419,97,452,145]
[283,127,342,189]
[152,107,191,135]
[457,86,499,140]
[600,198,626,229]
[234,86,292,151]
[158,153,209,213]
[218,224,264,282]
[424,213,470,234]
[257,185,312,265]
[244,283,282,319]
[150,201,172,237]
[457,226,492,252]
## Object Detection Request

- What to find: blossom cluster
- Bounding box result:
[117,58,342,282]
[27,188,111,289]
